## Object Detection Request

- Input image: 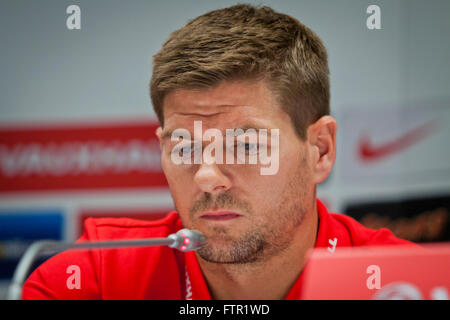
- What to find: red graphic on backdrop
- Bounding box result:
[0,120,167,192]
[358,119,438,162]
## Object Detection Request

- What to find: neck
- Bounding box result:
[196,200,319,300]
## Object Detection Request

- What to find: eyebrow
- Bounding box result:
[161,124,273,141]
[230,126,270,134]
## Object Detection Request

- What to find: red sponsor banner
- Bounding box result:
[0,119,167,193]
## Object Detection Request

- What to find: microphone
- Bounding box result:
[6,228,205,300]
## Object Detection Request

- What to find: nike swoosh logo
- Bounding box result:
[358,119,438,162]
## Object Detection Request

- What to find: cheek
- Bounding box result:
[241,175,287,213]
[161,156,193,209]
[256,151,309,202]
[161,151,185,183]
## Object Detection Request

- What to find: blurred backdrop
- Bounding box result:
[1,0,449,298]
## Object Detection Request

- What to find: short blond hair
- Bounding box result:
[150,4,329,139]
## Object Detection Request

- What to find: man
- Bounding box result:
[23,4,412,300]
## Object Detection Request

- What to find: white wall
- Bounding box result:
[1,0,448,122]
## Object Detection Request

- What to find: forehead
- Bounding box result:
[162,80,289,131]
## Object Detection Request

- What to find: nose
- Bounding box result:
[193,162,232,194]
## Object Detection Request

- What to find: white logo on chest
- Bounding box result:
[328,237,338,253]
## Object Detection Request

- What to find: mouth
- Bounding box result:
[199,211,242,221]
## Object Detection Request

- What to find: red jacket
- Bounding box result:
[23,199,414,300]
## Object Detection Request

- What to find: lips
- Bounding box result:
[200,211,242,221]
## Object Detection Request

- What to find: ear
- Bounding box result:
[307,115,337,184]
[156,126,163,149]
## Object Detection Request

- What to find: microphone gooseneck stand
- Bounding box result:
[6,228,205,300]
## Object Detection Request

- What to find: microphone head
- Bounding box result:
[168,229,205,252]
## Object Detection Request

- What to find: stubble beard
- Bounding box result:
[183,161,309,265]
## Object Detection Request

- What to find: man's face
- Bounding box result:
[158,80,316,264]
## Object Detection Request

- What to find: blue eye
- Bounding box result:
[173,144,193,158]
[181,146,192,154]
[237,141,259,154]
